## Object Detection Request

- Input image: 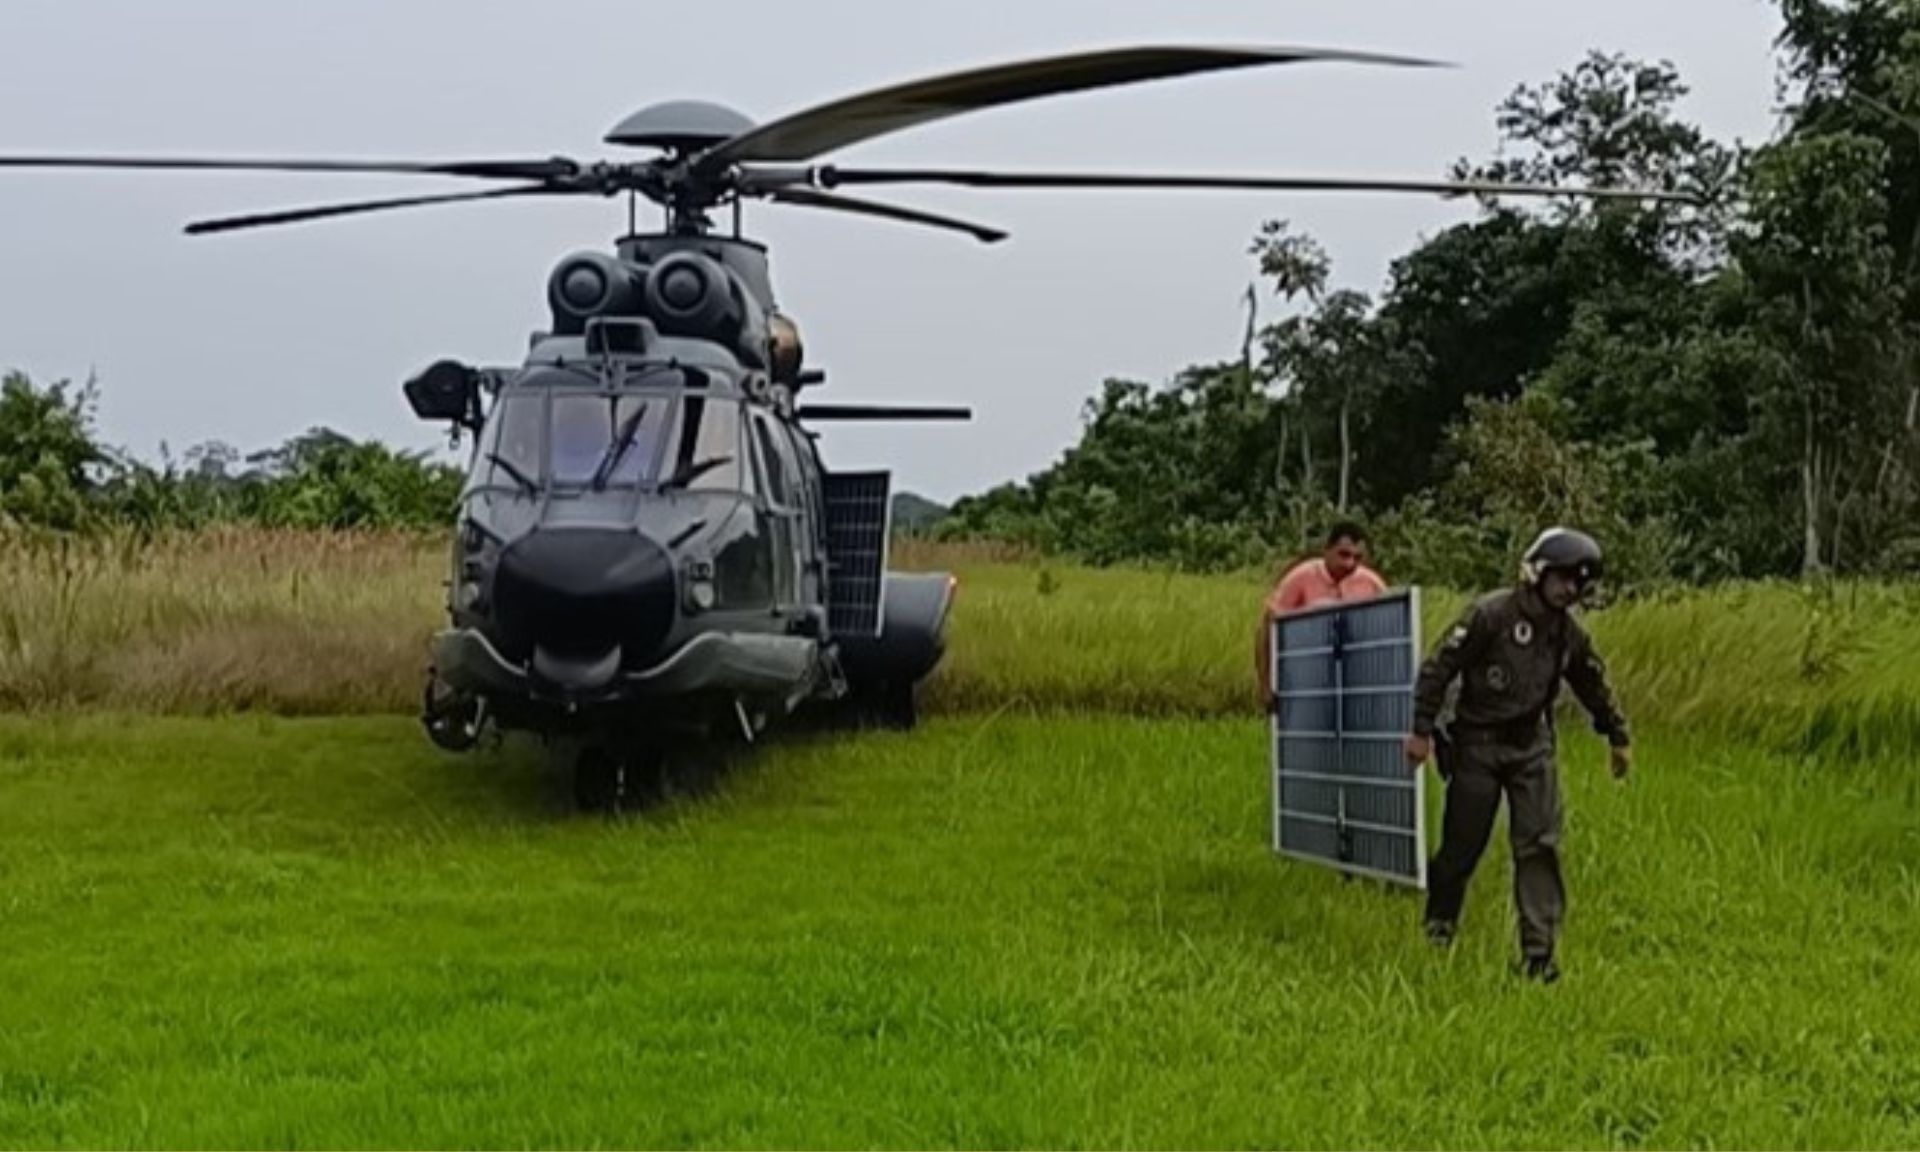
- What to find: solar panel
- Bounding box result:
[823,470,891,637]
[1269,588,1426,888]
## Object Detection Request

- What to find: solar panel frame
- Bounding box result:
[1269,587,1426,889]
[823,470,892,638]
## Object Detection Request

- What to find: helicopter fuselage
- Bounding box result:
[409,232,953,754]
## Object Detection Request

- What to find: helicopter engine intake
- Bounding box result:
[644,252,743,341]
[546,252,646,335]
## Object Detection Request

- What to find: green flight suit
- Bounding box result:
[1411,583,1630,959]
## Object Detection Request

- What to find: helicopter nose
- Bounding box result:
[491,528,676,672]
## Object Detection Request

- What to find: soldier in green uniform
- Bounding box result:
[1402,527,1632,982]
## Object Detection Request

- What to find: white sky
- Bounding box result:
[0,0,1786,504]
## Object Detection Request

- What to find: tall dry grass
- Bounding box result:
[1,530,1914,757]
[0,526,447,714]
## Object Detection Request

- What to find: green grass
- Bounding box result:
[3,530,1918,1146]
[3,712,1919,1148]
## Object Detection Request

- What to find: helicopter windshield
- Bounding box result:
[471,385,746,494]
[549,392,672,487]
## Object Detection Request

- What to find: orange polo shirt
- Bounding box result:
[1265,558,1388,616]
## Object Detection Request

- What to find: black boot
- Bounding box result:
[1522,952,1561,983]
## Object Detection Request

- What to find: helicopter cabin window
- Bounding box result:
[746,411,805,604]
[793,426,830,551]
[698,401,777,606]
[750,414,795,508]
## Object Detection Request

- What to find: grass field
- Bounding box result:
[3,713,1918,1149]
[2,529,1919,1147]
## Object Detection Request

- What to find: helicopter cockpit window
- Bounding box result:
[656,395,745,493]
[547,392,671,488]
[479,392,542,494]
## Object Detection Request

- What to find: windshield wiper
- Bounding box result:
[485,451,537,494]
[590,401,649,491]
[657,454,734,493]
[584,365,690,490]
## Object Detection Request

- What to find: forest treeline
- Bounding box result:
[936,2,1920,589]
[0,369,462,537]
[7,2,1920,593]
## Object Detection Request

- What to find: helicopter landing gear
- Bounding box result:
[569,741,668,815]
[422,671,489,752]
[860,680,918,731]
[883,681,919,730]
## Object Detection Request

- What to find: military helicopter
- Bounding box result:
[0,44,1693,810]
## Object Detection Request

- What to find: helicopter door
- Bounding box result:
[778,422,827,609]
[748,410,804,615]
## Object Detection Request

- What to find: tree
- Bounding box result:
[1771,0,1920,571]
[0,370,112,532]
[1453,50,1738,261]
[1260,290,1401,512]
[1736,130,1902,575]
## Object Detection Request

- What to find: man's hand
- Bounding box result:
[1610,744,1632,781]
[1404,733,1432,770]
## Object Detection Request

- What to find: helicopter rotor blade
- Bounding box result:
[757,187,1008,244]
[689,45,1447,174]
[797,404,973,421]
[182,183,581,235]
[0,153,584,181]
[808,166,1704,205]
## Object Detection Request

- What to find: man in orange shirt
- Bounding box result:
[1255,521,1389,708]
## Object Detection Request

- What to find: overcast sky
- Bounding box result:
[1,0,1786,504]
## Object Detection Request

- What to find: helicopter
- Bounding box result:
[0,43,1694,811]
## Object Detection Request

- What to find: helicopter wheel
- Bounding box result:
[571,745,622,813]
[872,681,919,731]
[571,742,667,815]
